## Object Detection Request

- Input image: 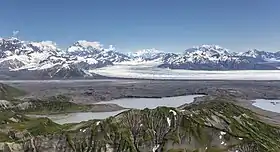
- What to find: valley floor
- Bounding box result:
[7,79,280,102]
[2,79,280,125]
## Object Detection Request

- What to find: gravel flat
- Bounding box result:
[5,79,280,102]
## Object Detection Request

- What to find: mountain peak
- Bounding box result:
[246,49,261,53]
[196,44,224,49]
[133,48,163,56]
[104,45,116,52]
[0,37,22,44]
[241,49,275,60]
[66,41,103,56]
[30,41,58,52]
[184,45,230,57]
[74,40,104,50]
[127,48,165,61]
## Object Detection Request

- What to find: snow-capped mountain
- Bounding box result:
[67,41,130,63]
[161,53,180,63]
[67,40,104,56]
[159,45,279,70]
[29,41,60,53]
[185,45,231,55]
[128,49,166,61]
[0,38,127,78]
[1,36,280,79]
[240,49,279,62]
[0,38,60,70]
[0,38,82,78]
[182,45,232,63]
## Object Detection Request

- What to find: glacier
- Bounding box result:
[92,62,280,80]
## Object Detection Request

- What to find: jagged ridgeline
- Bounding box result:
[0,96,280,151]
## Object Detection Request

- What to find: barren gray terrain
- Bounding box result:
[4,79,280,103]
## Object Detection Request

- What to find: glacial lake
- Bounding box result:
[32,95,203,124]
[95,95,204,109]
[30,110,127,124]
[253,99,280,113]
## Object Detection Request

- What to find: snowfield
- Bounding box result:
[91,62,280,80]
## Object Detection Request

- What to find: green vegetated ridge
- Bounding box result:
[0,93,123,115]
[0,83,279,152]
[0,83,26,100]
[0,112,61,141]
[0,97,279,151]
[16,95,94,115]
[0,94,92,114]
[0,83,121,115]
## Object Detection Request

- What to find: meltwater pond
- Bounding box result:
[32,95,204,124]
[253,99,280,113]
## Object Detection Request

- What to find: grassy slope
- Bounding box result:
[0,83,25,100]
[20,95,93,114]
[0,99,279,151]
[0,111,63,142]
[62,100,280,152]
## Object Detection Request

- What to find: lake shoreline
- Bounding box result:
[30,95,204,124]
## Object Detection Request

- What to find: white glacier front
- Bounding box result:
[90,62,280,80]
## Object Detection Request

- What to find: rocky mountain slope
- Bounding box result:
[1,37,280,79]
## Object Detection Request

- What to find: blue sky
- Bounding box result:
[0,0,279,52]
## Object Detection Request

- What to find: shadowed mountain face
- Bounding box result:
[1,38,280,79]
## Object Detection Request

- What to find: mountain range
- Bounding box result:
[1,37,280,79]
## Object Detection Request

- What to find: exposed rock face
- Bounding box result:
[0,96,280,152]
